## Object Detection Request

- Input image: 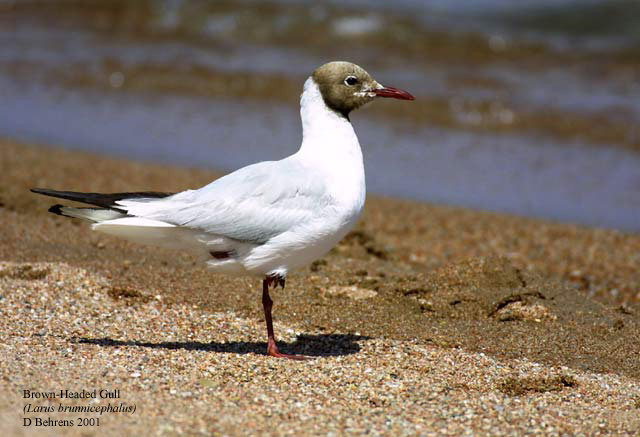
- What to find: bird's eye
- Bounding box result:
[344,76,358,86]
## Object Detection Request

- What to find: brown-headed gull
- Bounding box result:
[32,61,414,360]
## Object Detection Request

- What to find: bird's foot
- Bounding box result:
[267,338,311,361]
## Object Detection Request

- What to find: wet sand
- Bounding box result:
[1,138,639,435]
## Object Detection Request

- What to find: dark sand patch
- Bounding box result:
[498,374,578,396]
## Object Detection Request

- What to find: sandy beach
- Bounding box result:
[1,138,639,435]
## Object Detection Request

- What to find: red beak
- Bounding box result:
[373,86,415,100]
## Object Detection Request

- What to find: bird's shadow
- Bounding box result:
[74,333,371,358]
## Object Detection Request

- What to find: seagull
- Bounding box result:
[31,61,414,360]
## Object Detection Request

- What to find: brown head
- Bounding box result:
[312,61,414,118]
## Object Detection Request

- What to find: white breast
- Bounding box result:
[240,78,366,277]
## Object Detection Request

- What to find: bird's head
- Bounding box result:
[311,61,414,117]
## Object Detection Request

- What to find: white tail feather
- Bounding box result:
[92,218,204,250]
[58,207,124,222]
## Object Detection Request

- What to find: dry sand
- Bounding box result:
[1,138,639,435]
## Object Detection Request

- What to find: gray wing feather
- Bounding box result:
[117,160,330,244]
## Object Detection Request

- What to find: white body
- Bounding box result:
[92,78,366,278]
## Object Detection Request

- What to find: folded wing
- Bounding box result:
[115,160,330,244]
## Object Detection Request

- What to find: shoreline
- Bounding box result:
[4,137,636,305]
[13,135,640,236]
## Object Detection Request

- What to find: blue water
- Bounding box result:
[2,76,639,232]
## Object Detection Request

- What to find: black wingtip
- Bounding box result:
[29,187,174,210]
[48,204,64,216]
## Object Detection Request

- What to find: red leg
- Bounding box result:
[262,278,310,360]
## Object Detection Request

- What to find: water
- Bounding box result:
[1,0,639,231]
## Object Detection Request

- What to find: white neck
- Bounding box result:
[294,77,365,208]
[297,78,362,160]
